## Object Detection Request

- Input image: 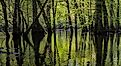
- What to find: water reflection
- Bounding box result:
[0,31,121,66]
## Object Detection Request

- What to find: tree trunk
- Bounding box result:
[66,0,73,61]
[95,0,103,33]
[32,0,46,65]
[116,0,119,31]
[74,0,78,52]
[12,0,22,65]
[52,0,57,65]
[0,0,10,66]
[110,0,114,30]
[102,0,108,31]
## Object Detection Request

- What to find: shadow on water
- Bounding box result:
[102,33,109,66]
[1,31,121,66]
[94,32,109,66]
[116,33,120,65]
[110,33,114,66]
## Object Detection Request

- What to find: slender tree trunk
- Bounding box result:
[0,0,10,66]
[13,0,19,52]
[89,0,93,31]
[95,0,103,33]
[12,0,22,65]
[52,0,57,65]
[66,0,73,61]
[66,0,73,32]
[46,1,53,65]
[18,5,23,66]
[110,0,114,30]
[102,0,108,31]
[116,0,119,32]
[74,0,78,52]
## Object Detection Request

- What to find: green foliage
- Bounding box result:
[56,2,67,22]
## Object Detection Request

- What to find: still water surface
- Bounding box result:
[0,30,121,66]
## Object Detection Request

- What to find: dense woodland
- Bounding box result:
[0,0,121,66]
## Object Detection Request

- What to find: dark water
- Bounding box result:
[0,30,121,66]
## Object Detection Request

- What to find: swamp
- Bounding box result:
[0,0,121,66]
